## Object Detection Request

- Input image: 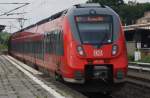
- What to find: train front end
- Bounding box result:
[62,4,128,85]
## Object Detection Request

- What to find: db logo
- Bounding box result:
[93,50,103,56]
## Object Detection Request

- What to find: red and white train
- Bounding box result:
[9,4,128,92]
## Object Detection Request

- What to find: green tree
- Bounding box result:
[88,0,124,7]
[0,32,11,50]
[87,0,150,25]
[119,3,150,25]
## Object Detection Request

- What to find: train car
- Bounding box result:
[9,3,128,92]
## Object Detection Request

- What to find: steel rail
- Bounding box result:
[128,62,150,72]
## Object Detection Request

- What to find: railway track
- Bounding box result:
[111,70,150,98]
[127,62,150,87]
[110,63,150,98]
[128,62,150,72]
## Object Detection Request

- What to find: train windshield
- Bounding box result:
[76,16,113,44]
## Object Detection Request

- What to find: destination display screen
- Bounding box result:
[75,16,111,22]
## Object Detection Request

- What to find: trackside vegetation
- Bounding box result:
[0,32,11,52]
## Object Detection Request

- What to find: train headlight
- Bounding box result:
[77,46,85,56]
[112,44,118,56]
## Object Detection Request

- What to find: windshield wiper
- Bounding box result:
[100,32,111,45]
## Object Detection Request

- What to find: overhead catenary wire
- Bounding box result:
[0,18,27,20]
[6,12,27,16]
[0,2,30,31]
[0,3,30,16]
[0,3,29,5]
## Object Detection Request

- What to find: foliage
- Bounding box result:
[119,3,150,25]
[128,54,134,62]
[128,54,150,63]
[139,56,150,63]
[87,0,124,6]
[0,44,7,50]
[87,0,150,25]
[0,32,11,50]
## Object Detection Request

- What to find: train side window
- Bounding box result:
[29,41,30,54]
[26,42,29,53]
[42,39,44,60]
[35,41,38,58]
[54,29,64,56]
[40,40,44,60]
[33,41,35,57]
[29,42,30,54]
[51,33,54,53]
[54,30,58,54]
[30,41,31,54]
[31,41,33,56]
[26,42,28,53]
[45,34,48,53]
[45,32,51,54]
[24,42,25,53]
[49,33,51,53]
[39,41,42,59]
[60,30,64,55]
[37,41,39,58]
[57,30,60,54]
[26,42,27,53]
[51,31,55,54]
[55,30,58,55]
[28,42,29,53]
[48,33,52,53]
[39,41,41,59]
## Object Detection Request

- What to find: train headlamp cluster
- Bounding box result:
[112,44,118,56]
[77,46,85,56]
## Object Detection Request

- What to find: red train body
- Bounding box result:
[9,4,128,92]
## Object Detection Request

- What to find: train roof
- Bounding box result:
[14,3,113,34]
[15,10,66,33]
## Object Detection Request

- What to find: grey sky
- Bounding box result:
[0,0,150,33]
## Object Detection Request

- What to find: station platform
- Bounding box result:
[0,55,54,98]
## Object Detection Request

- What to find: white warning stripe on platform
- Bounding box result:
[7,55,42,75]
[4,55,66,98]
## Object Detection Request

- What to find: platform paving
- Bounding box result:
[0,56,54,98]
